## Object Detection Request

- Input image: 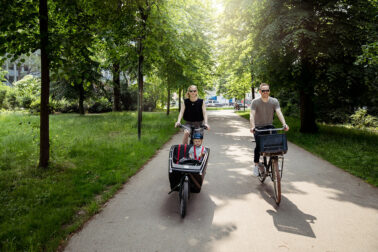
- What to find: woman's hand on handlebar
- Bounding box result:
[175,122,181,128]
[204,123,210,130]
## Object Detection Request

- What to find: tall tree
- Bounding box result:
[39,0,50,166]
[0,0,51,167]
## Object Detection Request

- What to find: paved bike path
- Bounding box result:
[65,110,378,252]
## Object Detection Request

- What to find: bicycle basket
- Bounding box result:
[257,134,288,154]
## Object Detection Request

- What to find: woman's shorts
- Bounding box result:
[183,121,204,134]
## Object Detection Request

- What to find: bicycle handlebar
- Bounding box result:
[254,127,285,132]
[178,124,208,131]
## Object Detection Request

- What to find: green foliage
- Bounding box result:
[0,75,41,111]
[87,98,112,113]
[0,68,7,82]
[21,96,33,109]
[350,108,378,128]
[356,41,378,66]
[6,89,19,110]
[0,84,10,109]
[0,111,179,251]
[219,0,378,126]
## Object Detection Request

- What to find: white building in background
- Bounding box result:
[1,51,41,85]
[205,90,230,104]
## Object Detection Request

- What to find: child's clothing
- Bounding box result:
[189,145,207,161]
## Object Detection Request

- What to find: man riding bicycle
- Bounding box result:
[250,83,289,176]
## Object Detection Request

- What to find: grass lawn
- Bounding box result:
[237,111,378,187]
[0,111,178,251]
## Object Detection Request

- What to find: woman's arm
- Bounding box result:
[202,102,210,130]
[175,102,186,127]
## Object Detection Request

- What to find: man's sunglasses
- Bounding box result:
[189,90,197,92]
[261,89,270,93]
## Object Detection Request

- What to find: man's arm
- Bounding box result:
[250,109,256,133]
[276,108,289,131]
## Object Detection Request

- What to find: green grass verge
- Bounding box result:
[0,111,179,251]
[237,111,378,187]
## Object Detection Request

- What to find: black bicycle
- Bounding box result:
[168,124,209,218]
[255,127,287,205]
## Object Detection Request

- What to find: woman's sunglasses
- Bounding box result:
[189,90,197,93]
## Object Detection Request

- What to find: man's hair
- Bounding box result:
[259,83,270,90]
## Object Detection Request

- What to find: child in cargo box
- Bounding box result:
[188,132,207,162]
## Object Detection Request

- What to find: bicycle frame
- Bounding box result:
[255,127,286,205]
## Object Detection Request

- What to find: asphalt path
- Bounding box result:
[65,110,378,252]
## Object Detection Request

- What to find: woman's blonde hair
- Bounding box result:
[185,85,198,99]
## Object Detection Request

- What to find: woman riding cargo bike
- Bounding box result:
[168,85,211,218]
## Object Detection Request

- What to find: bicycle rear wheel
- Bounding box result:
[272,157,281,205]
[278,156,284,178]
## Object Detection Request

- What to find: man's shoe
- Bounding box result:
[258,163,265,175]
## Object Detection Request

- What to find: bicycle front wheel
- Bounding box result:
[180,180,189,218]
[272,157,281,205]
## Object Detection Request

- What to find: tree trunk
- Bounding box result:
[38,0,50,168]
[299,89,317,133]
[112,62,121,111]
[250,69,255,100]
[79,84,85,115]
[299,59,318,133]
[178,87,181,112]
[137,40,143,140]
[137,5,149,140]
[243,86,246,111]
[166,78,170,115]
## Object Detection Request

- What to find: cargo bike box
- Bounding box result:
[168,144,210,193]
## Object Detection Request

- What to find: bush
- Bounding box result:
[0,85,9,109]
[29,99,40,113]
[88,98,112,113]
[57,99,79,113]
[13,75,40,97]
[7,90,19,109]
[21,96,33,109]
[350,108,378,128]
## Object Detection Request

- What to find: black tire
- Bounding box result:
[272,158,281,205]
[180,180,189,218]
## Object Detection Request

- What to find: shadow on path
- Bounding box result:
[257,184,317,238]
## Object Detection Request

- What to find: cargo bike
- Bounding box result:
[168,125,210,218]
[255,127,288,206]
